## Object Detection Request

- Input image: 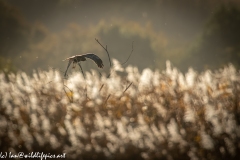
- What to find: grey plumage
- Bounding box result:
[63,53,104,77]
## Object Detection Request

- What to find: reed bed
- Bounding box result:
[0,60,239,160]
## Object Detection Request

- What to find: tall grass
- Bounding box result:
[0,60,239,160]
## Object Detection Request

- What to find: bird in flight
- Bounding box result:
[63,53,104,77]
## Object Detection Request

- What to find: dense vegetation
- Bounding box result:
[0,60,239,160]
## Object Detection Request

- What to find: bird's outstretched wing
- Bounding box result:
[83,53,104,68]
[62,55,76,61]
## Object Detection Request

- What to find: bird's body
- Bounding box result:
[63,53,104,77]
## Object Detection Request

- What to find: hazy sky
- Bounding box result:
[7,0,240,44]
[2,0,240,73]
[7,0,215,34]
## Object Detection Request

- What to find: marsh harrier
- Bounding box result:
[63,53,104,77]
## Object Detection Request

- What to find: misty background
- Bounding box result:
[1,0,240,75]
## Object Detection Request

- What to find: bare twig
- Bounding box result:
[105,41,133,79]
[118,82,133,100]
[46,81,52,84]
[95,39,134,97]
[123,82,133,94]
[122,41,134,66]
[84,85,88,100]
[63,88,72,103]
[77,62,86,79]
[95,38,112,67]
[105,94,111,104]
[63,84,72,92]
[63,84,73,103]
[77,62,89,99]
[98,70,102,77]
[95,38,113,92]
[99,84,105,92]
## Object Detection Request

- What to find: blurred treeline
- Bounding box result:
[0,0,240,74]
